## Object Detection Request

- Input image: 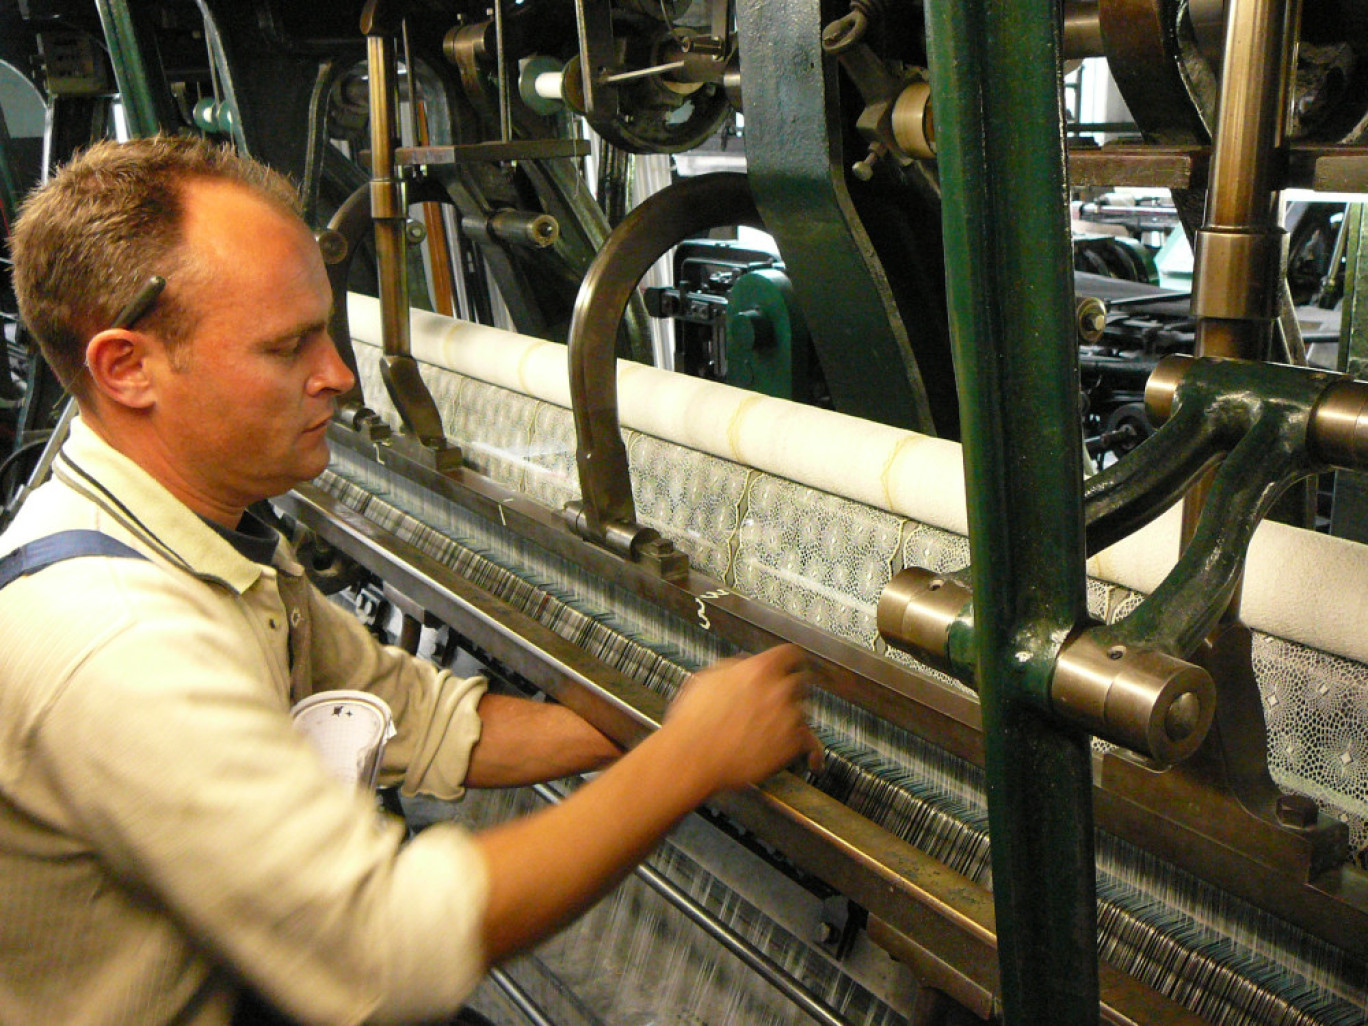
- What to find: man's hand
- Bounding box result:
[662,644,824,794]
[475,644,822,964]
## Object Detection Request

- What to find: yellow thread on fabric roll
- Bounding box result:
[517,341,553,396]
[439,322,463,372]
[728,395,763,461]
[879,433,923,511]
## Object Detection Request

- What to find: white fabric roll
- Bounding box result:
[349,294,969,531]
[345,293,1368,663]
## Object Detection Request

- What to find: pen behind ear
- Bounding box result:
[4,276,169,526]
[112,275,167,330]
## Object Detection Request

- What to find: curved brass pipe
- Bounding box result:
[322,178,456,443]
[565,172,764,547]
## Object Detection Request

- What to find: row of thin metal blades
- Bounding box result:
[315,458,1368,1024]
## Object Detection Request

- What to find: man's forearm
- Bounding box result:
[465,693,620,788]
[474,725,713,963]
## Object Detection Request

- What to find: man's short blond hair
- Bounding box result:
[10,135,302,402]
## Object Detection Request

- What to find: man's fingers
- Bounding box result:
[804,730,825,774]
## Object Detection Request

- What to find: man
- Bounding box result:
[0,136,820,1026]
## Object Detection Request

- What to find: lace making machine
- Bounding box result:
[8,0,1368,1023]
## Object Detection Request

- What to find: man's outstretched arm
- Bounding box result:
[465,693,621,787]
[474,644,822,964]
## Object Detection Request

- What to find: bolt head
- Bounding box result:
[1275,792,1319,829]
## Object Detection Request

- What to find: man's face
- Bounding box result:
[148,179,354,515]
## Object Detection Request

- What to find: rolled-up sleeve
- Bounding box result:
[303,579,488,800]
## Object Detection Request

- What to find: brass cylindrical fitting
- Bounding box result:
[1143,354,1193,425]
[877,567,971,673]
[1052,633,1214,765]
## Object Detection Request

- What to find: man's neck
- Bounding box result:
[79,406,246,530]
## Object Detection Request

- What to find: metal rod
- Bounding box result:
[567,172,762,536]
[365,21,450,448]
[493,0,512,142]
[93,0,165,138]
[13,399,76,507]
[1184,0,1302,578]
[1202,0,1298,238]
[366,31,411,363]
[487,966,557,1026]
[924,0,1098,1022]
[602,60,688,84]
[400,19,420,151]
[411,87,459,318]
[530,784,849,1026]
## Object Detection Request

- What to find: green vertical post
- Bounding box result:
[1332,204,1368,542]
[924,1,1099,1023]
[94,0,172,138]
[0,102,19,228]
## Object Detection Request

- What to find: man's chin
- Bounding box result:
[301,436,333,474]
[299,453,331,482]
[267,452,331,497]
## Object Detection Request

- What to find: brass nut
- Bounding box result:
[1274,793,1319,830]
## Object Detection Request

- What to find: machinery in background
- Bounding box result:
[6,1,1368,1024]
[643,239,825,406]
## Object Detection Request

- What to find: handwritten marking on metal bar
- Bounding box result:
[695,588,730,630]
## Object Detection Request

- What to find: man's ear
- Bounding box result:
[84,329,158,410]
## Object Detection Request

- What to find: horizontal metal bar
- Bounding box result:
[1069,143,1368,192]
[297,435,1368,954]
[394,139,591,166]
[288,448,1368,956]
[325,425,986,765]
[278,475,1368,990]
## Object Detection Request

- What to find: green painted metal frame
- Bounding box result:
[94,0,176,139]
[733,0,946,433]
[1332,204,1368,542]
[923,1,1099,1022]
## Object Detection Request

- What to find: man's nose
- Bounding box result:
[312,335,356,395]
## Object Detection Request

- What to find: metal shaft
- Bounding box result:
[1185,0,1301,575]
[493,0,513,142]
[1201,0,1298,244]
[94,0,170,138]
[487,967,556,1026]
[924,0,1098,1022]
[367,31,412,364]
[1191,0,1299,361]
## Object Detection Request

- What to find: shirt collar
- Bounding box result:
[200,508,281,566]
[54,416,289,594]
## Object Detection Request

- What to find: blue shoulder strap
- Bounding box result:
[0,530,149,592]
